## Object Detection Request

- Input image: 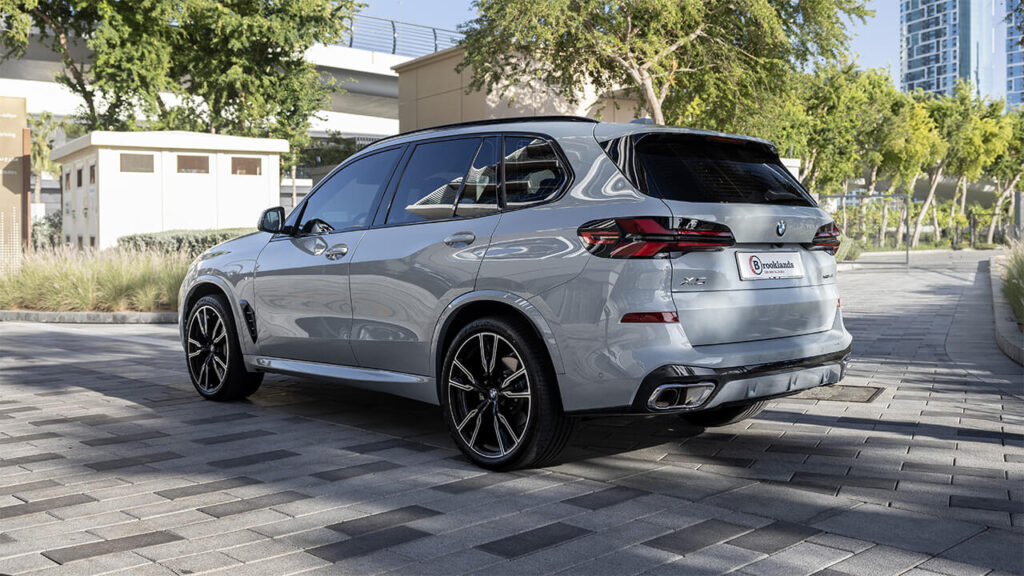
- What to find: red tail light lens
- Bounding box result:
[621,312,679,323]
[578,217,735,259]
[810,222,841,255]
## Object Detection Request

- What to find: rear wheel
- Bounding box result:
[678,400,767,427]
[185,294,263,401]
[440,317,573,470]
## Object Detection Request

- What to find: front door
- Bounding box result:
[253,146,404,365]
[349,136,502,376]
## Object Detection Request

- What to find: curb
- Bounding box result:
[0,310,178,324]
[836,262,860,272]
[989,257,1024,366]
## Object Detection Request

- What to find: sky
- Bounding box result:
[360,0,901,79]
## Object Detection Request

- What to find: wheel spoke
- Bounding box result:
[198,357,210,390]
[500,389,530,399]
[478,334,489,374]
[187,337,203,349]
[488,334,498,374]
[497,412,522,447]
[198,309,209,337]
[492,404,506,456]
[212,355,227,374]
[452,360,477,386]
[467,410,484,447]
[187,348,204,358]
[449,379,474,392]
[500,367,526,389]
[212,318,225,343]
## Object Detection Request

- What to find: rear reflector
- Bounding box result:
[810,222,841,255]
[621,312,679,323]
[579,217,735,259]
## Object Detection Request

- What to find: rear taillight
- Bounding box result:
[578,217,735,259]
[810,222,841,255]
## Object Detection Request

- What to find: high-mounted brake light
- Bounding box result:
[809,222,841,255]
[578,217,735,259]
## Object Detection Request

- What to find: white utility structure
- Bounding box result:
[51,131,288,249]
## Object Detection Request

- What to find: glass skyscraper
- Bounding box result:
[900,0,1007,101]
[1009,0,1023,108]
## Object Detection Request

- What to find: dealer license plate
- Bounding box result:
[736,251,804,280]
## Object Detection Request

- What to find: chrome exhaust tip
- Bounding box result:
[647,383,716,411]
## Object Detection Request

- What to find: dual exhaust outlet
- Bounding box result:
[647,382,716,411]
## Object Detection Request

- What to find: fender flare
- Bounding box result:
[180,274,257,357]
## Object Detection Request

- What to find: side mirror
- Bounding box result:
[258,206,285,234]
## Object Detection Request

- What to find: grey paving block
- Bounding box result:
[956,428,1022,442]
[344,439,434,454]
[790,472,897,491]
[0,406,40,415]
[901,462,1005,479]
[432,473,515,494]
[948,495,1024,514]
[184,412,257,425]
[0,479,61,496]
[86,451,183,471]
[563,486,649,510]
[740,541,851,575]
[643,519,750,556]
[198,490,310,518]
[0,432,61,445]
[191,429,276,445]
[705,482,854,523]
[0,452,64,467]
[308,526,431,562]
[82,431,169,446]
[828,544,930,576]
[312,460,402,481]
[476,522,592,559]
[42,531,182,564]
[615,466,753,501]
[940,528,1024,574]
[327,505,442,536]
[726,521,820,554]
[0,494,97,519]
[767,444,860,458]
[207,449,300,469]
[0,533,12,544]
[1005,454,1024,464]
[813,504,984,555]
[156,477,261,500]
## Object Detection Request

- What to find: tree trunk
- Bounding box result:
[960,176,968,215]
[932,201,941,244]
[987,184,1010,244]
[861,165,878,240]
[948,176,965,231]
[911,165,944,247]
[34,169,42,204]
[878,183,895,247]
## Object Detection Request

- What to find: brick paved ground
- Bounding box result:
[0,250,1021,575]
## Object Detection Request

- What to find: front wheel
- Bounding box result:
[440,317,573,470]
[678,400,767,427]
[185,294,263,401]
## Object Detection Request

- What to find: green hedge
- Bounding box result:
[117,228,253,258]
[1004,241,1024,326]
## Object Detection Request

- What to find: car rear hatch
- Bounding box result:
[597,128,839,346]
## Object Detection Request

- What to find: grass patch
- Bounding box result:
[0,248,191,313]
[1004,241,1024,327]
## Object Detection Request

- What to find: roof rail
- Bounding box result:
[369,115,599,148]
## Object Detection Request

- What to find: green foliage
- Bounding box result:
[0,247,191,312]
[28,111,62,193]
[835,234,861,262]
[1004,242,1024,326]
[116,228,253,258]
[301,132,359,169]
[458,0,870,125]
[30,210,62,251]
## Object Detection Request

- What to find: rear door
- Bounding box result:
[348,136,502,375]
[614,132,838,346]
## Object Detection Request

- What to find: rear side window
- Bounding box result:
[386,138,481,225]
[626,134,813,206]
[456,137,499,217]
[504,136,566,207]
[298,148,402,234]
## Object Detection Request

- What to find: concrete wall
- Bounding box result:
[393,47,643,131]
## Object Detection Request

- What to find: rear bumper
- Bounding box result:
[569,345,850,416]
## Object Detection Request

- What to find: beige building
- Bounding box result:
[393,47,643,131]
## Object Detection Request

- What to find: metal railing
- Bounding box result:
[340,15,463,58]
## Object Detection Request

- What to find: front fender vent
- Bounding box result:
[239,300,258,343]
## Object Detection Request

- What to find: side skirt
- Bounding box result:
[245,355,439,405]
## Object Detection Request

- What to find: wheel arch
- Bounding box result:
[431,291,566,385]
[180,277,252,354]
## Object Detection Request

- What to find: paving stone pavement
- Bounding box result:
[0,250,1021,575]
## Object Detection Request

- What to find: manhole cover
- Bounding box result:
[792,385,882,403]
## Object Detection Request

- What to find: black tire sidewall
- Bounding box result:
[186,294,248,401]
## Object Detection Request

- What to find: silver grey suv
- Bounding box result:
[179,117,851,469]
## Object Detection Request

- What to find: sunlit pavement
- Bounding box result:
[0,250,1021,575]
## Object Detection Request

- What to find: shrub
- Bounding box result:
[0,247,191,312]
[1004,241,1024,326]
[117,228,253,258]
[31,211,63,251]
[835,234,861,262]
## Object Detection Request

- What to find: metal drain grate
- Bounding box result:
[793,385,882,403]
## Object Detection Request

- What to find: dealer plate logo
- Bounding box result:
[736,251,804,280]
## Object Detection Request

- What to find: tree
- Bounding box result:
[944,97,1010,223]
[985,109,1024,243]
[27,111,62,205]
[458,0,871,125]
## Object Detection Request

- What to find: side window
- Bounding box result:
[504,136,566,207]
[297,148,402,234]
[386,138,481,226]
[455,137,499,217]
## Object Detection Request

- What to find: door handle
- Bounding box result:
[324,244,348,260]
[443,232,476,247]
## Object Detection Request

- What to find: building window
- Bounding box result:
[76,168,82,187]
[89,164,95,184]
[65,235,70,244]
[77,236,83,250]
[231,157,261,175]
[64,171,70,190]
[89,236,96,248]
[177,155,209,174]
[121,153,154,173]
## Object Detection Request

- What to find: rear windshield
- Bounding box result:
[613,133,814,206]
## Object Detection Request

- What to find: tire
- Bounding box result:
[440,316,573,470]
[184,294,263,401]
[679,400,767,427]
